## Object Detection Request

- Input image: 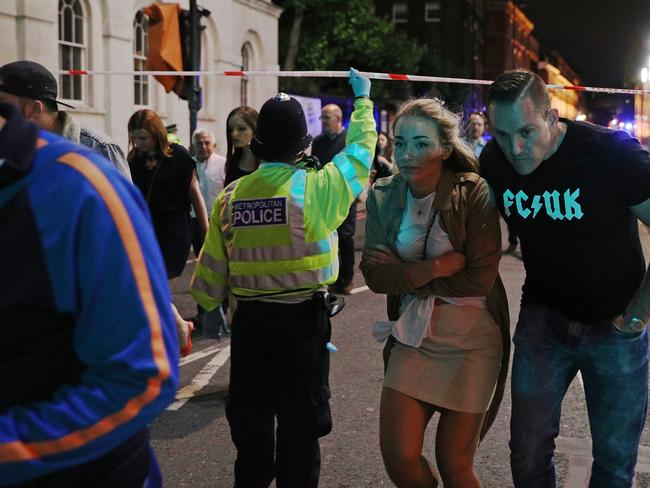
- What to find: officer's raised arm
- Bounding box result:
[311,68,378,228]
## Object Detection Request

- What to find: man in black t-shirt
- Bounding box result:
[481,69,650,488]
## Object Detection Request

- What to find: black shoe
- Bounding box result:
[331,282,354,295]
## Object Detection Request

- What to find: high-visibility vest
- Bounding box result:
[190,98,377,310]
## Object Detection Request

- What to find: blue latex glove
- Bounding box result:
[349,67,371,98]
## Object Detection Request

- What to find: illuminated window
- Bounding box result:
[392,2,408,23]
[58,0,86,101]
[133,10,149,106]
[425,1,441,23]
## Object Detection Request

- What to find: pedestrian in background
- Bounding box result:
[361,98,509,488]
[313,103,358,295]
[191,127,229,338]
[191,127,226,257]
[481,69,650,488]
[224,106,259,186]
[377,130,392,159]
[128,108,209,354]
[465,112,488,157]
[466,110,519,254]
[190,68,377,488]
[369,130,394,185]
[0,60,132,181]
[166,123,182,145]
[0,101,178,487]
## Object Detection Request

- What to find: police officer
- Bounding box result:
[190,68,376,487]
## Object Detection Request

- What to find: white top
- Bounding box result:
[371,189,485,347]
[194,152,226,215]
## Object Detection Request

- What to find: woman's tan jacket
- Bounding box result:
[359,166,510,440]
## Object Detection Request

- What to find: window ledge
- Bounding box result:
[61,104,106,116]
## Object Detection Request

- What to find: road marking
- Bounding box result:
[167,345,231,411]
[179,344,223,366]
[556,436,650,487]
[350,285,369,294]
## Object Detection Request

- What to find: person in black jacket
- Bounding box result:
[313,103,358,294]
[127,108,209,354]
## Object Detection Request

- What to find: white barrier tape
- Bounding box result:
[54,69,650,96]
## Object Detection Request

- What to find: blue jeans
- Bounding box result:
[510,304,648,488]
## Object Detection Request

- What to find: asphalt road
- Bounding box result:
[151,221,650,488]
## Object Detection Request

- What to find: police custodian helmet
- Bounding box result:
[250,93,313,162]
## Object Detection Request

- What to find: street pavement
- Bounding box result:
[151,221,650,487]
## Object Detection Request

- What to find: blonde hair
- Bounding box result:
[392,99,479,173]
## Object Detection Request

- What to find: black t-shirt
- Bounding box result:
[224,161,256,187]
[312,129,347,164]
[481,119,650,322]
[130,143,195,215]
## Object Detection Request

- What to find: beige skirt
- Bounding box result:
[383,304,503,414]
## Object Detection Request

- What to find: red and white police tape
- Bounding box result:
[56,69,650,96]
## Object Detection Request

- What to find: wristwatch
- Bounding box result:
[614,313,647,334]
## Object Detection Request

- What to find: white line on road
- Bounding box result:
[350,285,369,294]
[167,345,231,411]
[179,344,223,366]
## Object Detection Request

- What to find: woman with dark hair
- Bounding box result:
[224,106,259,186]
[360,99,510,487]
[369,130,394,185]
[127,109,209,354]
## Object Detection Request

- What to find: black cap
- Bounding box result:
[250,93,312,161]
[0,61,75,109]
[166,123,177,132]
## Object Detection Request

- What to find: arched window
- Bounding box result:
[240,42,252,106]
[133,10,149,106]
[58,0,86,101]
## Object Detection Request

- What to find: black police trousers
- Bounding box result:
[226,296,333,488]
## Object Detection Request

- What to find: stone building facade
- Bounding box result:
[0,0,282,153]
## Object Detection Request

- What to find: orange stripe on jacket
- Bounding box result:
[0,152,171,462]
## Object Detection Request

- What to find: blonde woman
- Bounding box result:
[360,99,510,487]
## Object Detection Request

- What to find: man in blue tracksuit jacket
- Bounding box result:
[0,101,179,487]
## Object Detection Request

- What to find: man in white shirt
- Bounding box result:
[191,128,228,337]
[193,128,226,217]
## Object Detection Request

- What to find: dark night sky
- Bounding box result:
[519,0,650,88]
